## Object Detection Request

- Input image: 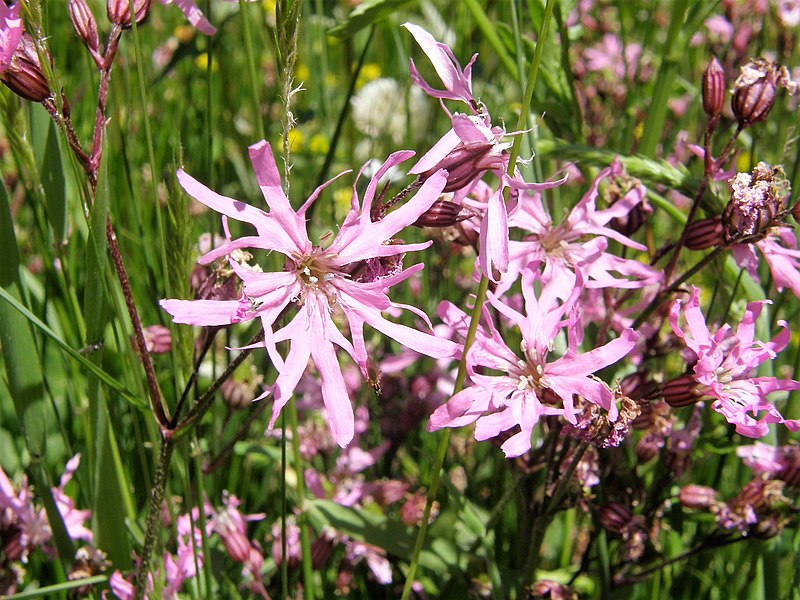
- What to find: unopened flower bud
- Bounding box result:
[599,503,633,534]
[413,199,473,228]
[662,374,700,408]
[142,324,171,354]
[69,0,99,52]
[107,0,151,29]
[792,202,800,225]
[722,162,788,244]
[419,139,508,194]
[731,59,797,127]
[1,34,51,102]
[679,484,720,509]
[684,216,723,250]
[702,57,726,117]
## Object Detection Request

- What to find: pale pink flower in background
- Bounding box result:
[737,442,800,487]
[731,227,800,299]
[0,1,23,71]
[161,140,457,447]
[346,541,392,584]
[670,286,800,437]
[777,0,800,27]
[499,160,661,297]
[52,454,93,545]
[430,267,638,457]
[161,0,255,35]
[583,33,642,81]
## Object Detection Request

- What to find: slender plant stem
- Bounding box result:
[287,396,314,599]
[133,436,176,599]
[401,2,555,595]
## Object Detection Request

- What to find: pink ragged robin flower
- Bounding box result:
[403,23,567,281]
[731,226,800,299]
[429,266,638,457]
[498,160,661,298]
[160,140,457,447]
[0,1,23,72]
[669,286,800,437]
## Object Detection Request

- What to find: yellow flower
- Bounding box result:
[309,134,330,155]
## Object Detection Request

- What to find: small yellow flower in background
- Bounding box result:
[175,25,195,44]
[284,128,304,152]
[333,187,352,221]
[309,134,330,155]
[356,63,382,89]
[262,0,277,26]
[736,152,752,173]
[195,53,218,73]
[296,63,310,84]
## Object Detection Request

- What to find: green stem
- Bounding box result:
[401,4,555,595]
[239,0,266,141]
[288,397,314,599]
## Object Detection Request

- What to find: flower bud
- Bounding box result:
[0,34,51,102]
[684,216,723,250]
[722,162,788,244]
[702,57,726,117]
[599,503,633,534]
[731,59,798,127]
[679,484,720,509]
[419,139,508,194]
[107,0,151,29]
[413,199,473,228]
[662,374,700,408]
[142,324,171,354]
[69,0,99,52]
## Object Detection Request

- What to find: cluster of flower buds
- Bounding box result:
[722,162,789,244]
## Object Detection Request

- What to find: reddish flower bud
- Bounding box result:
[702,57,726,117]
[69,0,99,52]
[142,324,171,354]
[599,503,633,534]
[662,374,700,408]
[0,34,51,102]
[413,199,473,228]
[419,139,508,194]
[107,0,151,29]
[679,484,720,509]
[722,162,788,244]
[792,201,800,225]
[684,216,723,250]
[731,59,797,127]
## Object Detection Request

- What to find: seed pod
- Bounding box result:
[599,503,633,534]
[679,484,720,510]
[722,162,788,244]
[730,59,798,127]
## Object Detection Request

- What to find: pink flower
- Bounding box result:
[0,1,23,71]
[669,286,800,437]
[429,266,638,457]
[161,140,457,447]
[52,454,93,545]
[404,23,566,281]
[160,0,255,36]
[583,33,642,82]
[500,160,661,297]
[731,226,800,299]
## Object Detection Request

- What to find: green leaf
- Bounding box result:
[0,173,47,459]
[307,499,454,573]
[329,0,415,38]
[30,107,67,242]
[3,575,107,599]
